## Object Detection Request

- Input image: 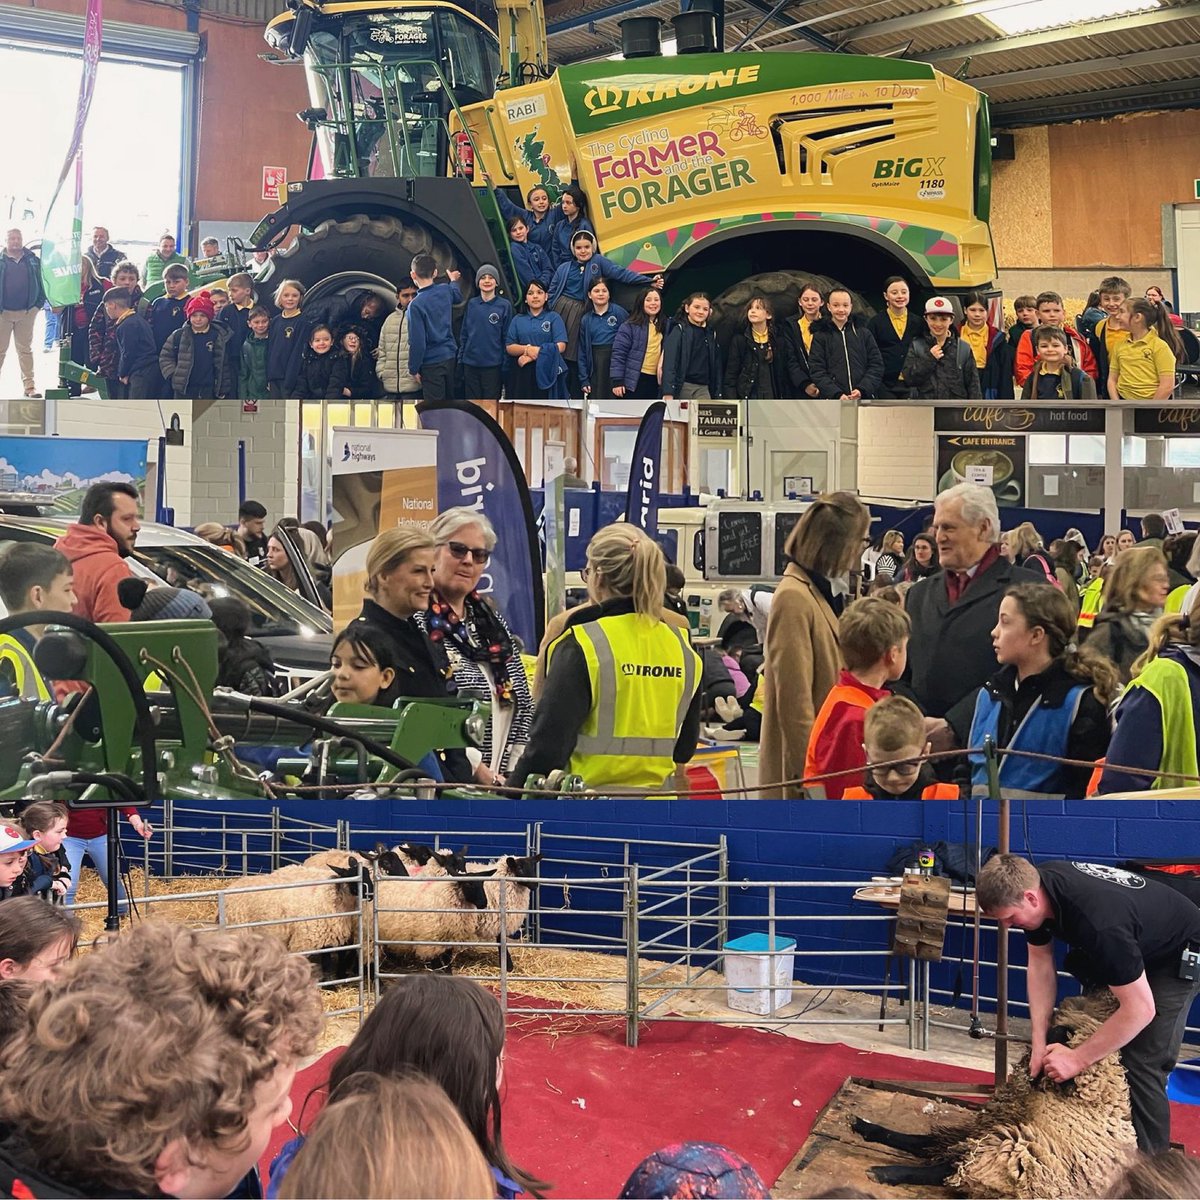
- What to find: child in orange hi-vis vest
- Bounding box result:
[842,695,959,800]
[804,598,911,799]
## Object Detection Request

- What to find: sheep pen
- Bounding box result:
[851,991,1137,1198]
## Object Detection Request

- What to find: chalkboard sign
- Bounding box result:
[774,511,802,576]
[716,511,761,576]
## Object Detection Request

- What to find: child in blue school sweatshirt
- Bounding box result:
[577,278,628,401]
[506,216,554,295]
[458,263,513,401]
[145,264,190,352]
[406,254,463,403]
[548,230,661,397]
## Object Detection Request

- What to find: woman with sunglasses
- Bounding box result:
[414,508,534,787]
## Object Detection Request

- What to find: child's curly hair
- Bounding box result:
[0,923,323,1195]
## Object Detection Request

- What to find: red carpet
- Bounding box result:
[267,1010,1200,1197]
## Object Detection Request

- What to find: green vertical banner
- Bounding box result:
[41,0,103,306]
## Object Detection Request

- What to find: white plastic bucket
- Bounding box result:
[723,931,796,1015]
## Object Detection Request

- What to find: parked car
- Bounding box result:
[0,516,332,690]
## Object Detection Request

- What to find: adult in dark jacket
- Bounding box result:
[316,287,387,353]
[866,277,922,398]
[158,292,234,399]
[723,296,797,400]
[293,325,342,399]
[808,289,883,399]
[902,297,982,399]
[351,527,474,784]
[0,229,46,398]
[906,483,1048,751]
[84,226,124,280]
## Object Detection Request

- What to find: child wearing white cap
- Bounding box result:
[0,825,37,898]
[901,296,982,399]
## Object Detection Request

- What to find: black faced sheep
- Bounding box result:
[222,861,364,980]
[852,991,1136,1198]
[374,853,542,972]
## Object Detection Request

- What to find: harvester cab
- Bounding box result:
[266,0,503,183]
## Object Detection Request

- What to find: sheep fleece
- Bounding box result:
[223,865,356,953]
[948,992,1135,1198]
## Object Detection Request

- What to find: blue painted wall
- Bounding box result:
[221,792,1185,1021]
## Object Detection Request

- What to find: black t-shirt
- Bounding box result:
[1027,860,1200,985]
[241,531,269,569]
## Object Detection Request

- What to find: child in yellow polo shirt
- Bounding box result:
[1108,297,1182,400]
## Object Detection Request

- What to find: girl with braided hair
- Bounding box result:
[967,583,1117,798]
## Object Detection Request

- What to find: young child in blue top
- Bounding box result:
[146,264,189,352]
[547,184,596,269]
[506,279,568,399]
[459,263,513,401]
[494,181,559,256]
[549,230,661,397]
[577,278,628,401]
[407,253,464,403]
[267,278,308,398]
[105,287,161,399]
[506,216,553,295]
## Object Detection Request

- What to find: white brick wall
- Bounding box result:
[50,399,299,526]
[190,400,298,525]
[857,406,935,501]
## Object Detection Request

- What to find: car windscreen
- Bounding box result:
[133,544,332,637]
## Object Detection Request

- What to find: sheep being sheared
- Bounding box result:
[851,991,1136,1198]
[374,853,542,971]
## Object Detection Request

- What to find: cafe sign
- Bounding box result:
[1132,408,1200,435]
[935,406,1105,434]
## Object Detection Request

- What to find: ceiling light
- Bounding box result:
[984,0,1159,36]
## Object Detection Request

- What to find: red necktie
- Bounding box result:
[946,571,968,603]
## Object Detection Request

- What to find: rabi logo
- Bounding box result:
[343,441,377,465]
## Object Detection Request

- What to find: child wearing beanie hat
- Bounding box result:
[159,290,234,399]
[460,265,512,401]
[184,290,216,322]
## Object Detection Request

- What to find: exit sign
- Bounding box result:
[1195,178,1200,199]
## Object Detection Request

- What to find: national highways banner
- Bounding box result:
[418,401,545,650]
[330,426,439,630]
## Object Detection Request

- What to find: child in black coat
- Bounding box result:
[295,324,342,399]
[329,327,382,399]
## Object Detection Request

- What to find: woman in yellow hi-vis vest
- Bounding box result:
[508,524,702,791]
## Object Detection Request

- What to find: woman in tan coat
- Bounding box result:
[759,492,871,799]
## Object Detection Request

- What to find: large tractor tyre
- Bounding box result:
[256,214,463,314]
[709,270,869,349]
